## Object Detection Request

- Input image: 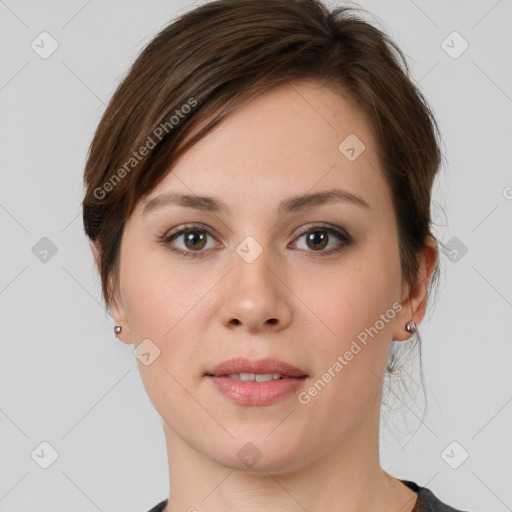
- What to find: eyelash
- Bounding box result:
[159,223,353,259]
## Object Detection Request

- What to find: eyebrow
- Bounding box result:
[142,188,371,216]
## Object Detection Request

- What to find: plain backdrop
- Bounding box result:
[1,1,511,511]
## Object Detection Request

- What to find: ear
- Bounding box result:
[89,241,134,345]
[392,236,438,341]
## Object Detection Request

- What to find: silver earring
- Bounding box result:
[114,326,122,337]
[405,320,417,333]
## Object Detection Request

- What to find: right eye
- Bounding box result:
[160,223,220,259]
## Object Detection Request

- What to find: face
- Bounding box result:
[109,80,418,473]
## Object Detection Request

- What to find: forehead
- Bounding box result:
[141,80,387,215]
[179,80,374,158]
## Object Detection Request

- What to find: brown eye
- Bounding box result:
[182,230,207,251]
[161,224,218,259]
[291,225,352,255]
[304,230,329,251]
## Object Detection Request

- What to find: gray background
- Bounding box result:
[1,0,511,510]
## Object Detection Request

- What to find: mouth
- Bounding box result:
[219,372,290,382]
[205,357,308,379]
[204,357,308,405]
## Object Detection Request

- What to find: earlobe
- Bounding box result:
[109,291,134,345]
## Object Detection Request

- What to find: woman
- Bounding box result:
[82,1,469,510]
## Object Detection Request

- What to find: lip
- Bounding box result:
[205,357,308,406]
[207,376,307,405]
[205,357,308,378]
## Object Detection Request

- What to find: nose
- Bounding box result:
[219,243,293,334]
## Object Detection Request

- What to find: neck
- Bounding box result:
[160,395,417,512]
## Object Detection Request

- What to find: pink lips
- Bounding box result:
[205,357,308,406]
[206,357,307,378]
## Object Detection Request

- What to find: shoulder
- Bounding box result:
[401,480,471,512]
[145,499,167,512]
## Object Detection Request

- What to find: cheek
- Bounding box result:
[296,262,400,433]
[300,244,401,399]
[121,268,169,341]
[119,254,210,418]
[120,250,217,378]
[298,252,400,347]
[119,241,197,330]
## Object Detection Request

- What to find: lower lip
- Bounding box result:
[206,375,307,405]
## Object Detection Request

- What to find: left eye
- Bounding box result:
[290,225,352,254]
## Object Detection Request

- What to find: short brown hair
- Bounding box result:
[82,0,443,400]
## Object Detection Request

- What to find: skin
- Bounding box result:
[92,79,437,512]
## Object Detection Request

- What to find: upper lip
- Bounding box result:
[206,357,308,378]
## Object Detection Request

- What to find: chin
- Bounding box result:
[207,434,310,475]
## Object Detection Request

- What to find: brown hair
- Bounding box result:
[82,0,443,409]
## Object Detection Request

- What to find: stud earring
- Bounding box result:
[114,325,122,337]
[405,320,417,333]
